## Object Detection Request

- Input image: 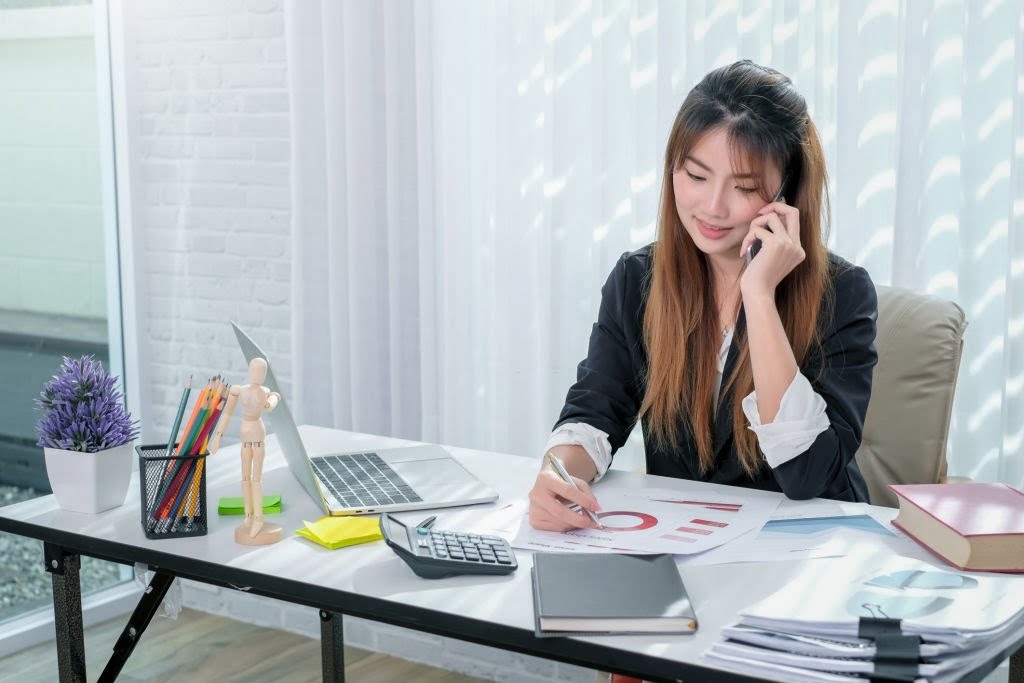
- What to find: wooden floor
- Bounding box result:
[0,608,489,682]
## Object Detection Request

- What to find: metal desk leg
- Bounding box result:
[44,543,86,683]
[320,610,345,683]
[97,571,176,683]
[1010,646,1023,683]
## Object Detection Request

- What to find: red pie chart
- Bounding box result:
[595,511,658,531]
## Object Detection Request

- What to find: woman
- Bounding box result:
[529,60,878,532]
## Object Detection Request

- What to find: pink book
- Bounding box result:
[888,483,1024,573]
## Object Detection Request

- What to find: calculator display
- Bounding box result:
[382,515,412,552]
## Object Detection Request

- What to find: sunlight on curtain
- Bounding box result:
[288,0,1023,486]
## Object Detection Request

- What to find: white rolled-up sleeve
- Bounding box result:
[742,372,830,469]
[544,423,613,482]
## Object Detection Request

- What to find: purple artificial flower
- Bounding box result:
[35,356,140,453]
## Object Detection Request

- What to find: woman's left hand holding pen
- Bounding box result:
[527,445,602,532]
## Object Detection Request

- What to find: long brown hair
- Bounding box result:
[640,60,831,477]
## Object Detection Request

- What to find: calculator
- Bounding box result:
[380,513,518,579]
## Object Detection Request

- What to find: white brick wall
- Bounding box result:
[125,1,592,680]
[131,0,293,443]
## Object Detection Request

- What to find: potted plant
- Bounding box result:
[35,356,140,513]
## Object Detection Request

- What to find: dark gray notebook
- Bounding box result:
[531,552,698,636]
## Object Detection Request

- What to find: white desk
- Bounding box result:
[0,425,1021,683]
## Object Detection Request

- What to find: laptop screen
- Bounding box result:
[231,322,327,511]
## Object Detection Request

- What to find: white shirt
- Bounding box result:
[545,330,830,482]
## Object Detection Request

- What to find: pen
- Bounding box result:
[545,451,603,528]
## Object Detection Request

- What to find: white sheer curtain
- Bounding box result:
[286,0,1024,486]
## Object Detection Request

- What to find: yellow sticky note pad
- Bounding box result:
[296,515,383,550]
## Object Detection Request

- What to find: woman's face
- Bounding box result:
[672,128,782,266]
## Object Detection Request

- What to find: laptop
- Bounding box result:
[231,322,499,515]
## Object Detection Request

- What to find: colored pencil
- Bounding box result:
[181,377,222,456]
[145,373,233,533]
[148,377,212,531]
[166,376,192,456]
[174,378,212,456]
[147,377,193,526]
[194,395,226,455]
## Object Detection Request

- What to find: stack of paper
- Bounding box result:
[295,516,383,550]
[705,549,1024,682]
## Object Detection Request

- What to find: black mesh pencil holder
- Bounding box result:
[137,443,208,540]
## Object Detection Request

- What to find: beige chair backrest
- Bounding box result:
[855,285,968,507]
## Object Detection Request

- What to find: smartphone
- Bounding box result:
[746,174,789,265]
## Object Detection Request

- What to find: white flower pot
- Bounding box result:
[43,442,134,514]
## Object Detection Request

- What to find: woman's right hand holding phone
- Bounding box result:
[739,198,805,298]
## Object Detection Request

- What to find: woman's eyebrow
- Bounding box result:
[684,154,758,179]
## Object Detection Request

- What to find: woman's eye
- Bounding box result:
[686,171,705,182]
[736,186,758,194]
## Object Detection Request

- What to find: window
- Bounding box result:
[0,0,130,637]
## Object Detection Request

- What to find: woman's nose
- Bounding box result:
[705,184,728,218]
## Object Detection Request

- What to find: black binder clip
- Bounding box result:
[858,617,922,683]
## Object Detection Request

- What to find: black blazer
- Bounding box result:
[555,244,878,503]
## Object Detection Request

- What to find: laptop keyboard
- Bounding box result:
[311,452,423,508]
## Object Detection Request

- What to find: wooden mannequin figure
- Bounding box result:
[208,357,283,546]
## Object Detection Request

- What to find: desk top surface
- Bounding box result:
[0,426,1015,683]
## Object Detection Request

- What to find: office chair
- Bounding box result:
[855,284,968,508]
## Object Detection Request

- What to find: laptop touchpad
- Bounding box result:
[392,459,478,489]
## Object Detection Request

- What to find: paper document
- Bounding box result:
[513,484,781,554]
[739,549,1024,639]
[707,547,1024,683]
[678,502,921,566]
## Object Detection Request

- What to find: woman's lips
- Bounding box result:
[696,219,732,240]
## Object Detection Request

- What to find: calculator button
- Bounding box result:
[482,535,501,543]
[464,551,480,561]
[480,555,496,563]
[449,550,465,560]
[495,555,513,564]
[417,528,429,536]
[468,535,482,544]
[434,549,448,558]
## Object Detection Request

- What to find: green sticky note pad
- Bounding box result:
[217,495,282,515]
